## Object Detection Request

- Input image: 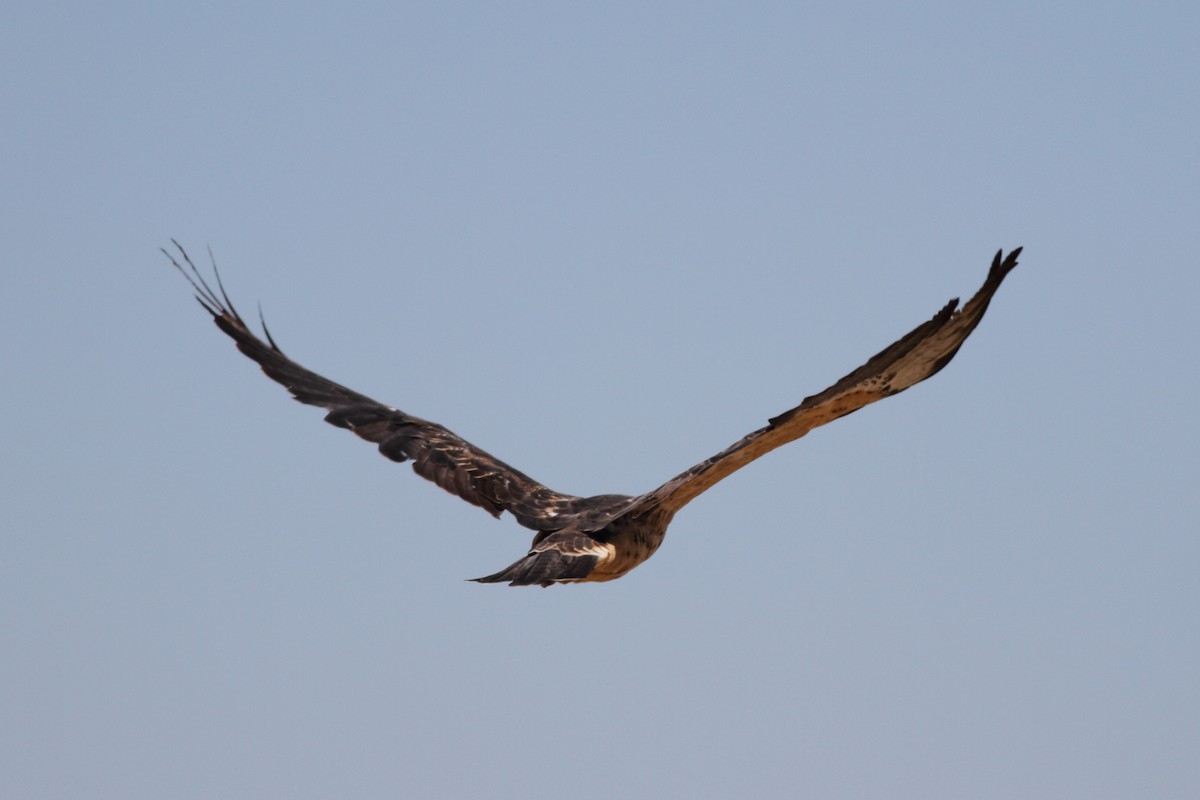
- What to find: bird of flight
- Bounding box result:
[166,243,1021,586]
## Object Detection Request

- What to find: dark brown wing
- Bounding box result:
[164,242,587,531]
[625,248,1022,518]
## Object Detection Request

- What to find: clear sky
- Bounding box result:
[3,2,1198,798]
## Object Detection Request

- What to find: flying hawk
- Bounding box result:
[166,244,1022,586]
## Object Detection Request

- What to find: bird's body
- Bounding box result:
[166,245,1022,586]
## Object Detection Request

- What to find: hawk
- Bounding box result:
[166,244,1022,586]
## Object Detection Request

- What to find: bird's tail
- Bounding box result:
[470,549,600,587]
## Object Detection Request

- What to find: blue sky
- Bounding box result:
[3,2,1198,798]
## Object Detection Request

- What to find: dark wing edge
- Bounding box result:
[163,241,585,530]
[627,247,1023,518]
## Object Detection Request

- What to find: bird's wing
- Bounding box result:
[165,243,587,531]
[626,248,1022,518]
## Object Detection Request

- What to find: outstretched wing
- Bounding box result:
[626,248,1022,518]
[164,242,586,531]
